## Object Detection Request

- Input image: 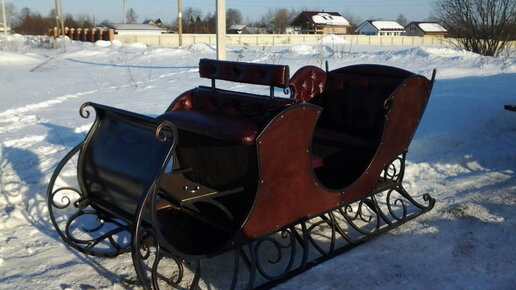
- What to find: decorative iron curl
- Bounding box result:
[151,251,185,288]
[283,86,291,96]
[131,222,186,289]
[155,121,175,142]
[339,197,383,236]
[62,209,130,256]
[396,186,436,211]
[79,102,93,119]
[252,226,297,281]
[306,214,338,255]
[382,155,405,184]
[50,187,82,209]
[385,187,409,221]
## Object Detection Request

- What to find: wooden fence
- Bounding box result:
[50,27,114,42]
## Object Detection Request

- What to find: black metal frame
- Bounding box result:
[48,148,434,289]
[47,142,133,257]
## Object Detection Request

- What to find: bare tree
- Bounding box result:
[261,8,298,34]
[19,7,32,20]
[76,14,94,28]
[434,0,516,56]
[397,13,408,26]
[5,3,18,27]
[180,7,203,33]
[126,8,138,24]
[226,8,243,27]
[341,9,363,32]
[14,8,54,35]
[203,12,216,33]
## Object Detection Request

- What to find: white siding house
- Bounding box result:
[355,20,405,36]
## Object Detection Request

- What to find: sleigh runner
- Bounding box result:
[48,58,436,289]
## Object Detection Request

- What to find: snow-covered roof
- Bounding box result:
[311,13,350,26]
[229,24,247,31]
[103,23,166,31]
[370,21,404,31]
[291,11,351,27]
[417,22,447,33]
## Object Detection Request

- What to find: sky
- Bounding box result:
[6,0,435,25]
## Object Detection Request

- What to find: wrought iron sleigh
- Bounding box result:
[48,58,436,289]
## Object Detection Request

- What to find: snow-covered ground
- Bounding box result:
[0,34,515,289]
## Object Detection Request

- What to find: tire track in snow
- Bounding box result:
[0,89,98,134]
[0,89,98,120]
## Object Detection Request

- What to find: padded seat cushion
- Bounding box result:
[159,111,258,145]
[166,87,294,145]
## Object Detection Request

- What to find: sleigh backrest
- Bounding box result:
[198,58,290,98]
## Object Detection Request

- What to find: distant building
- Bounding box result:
[355,20,405,36]
[290,11,351,34]
[405,22,447,37]
[228,24,246,34]
[143,18,170,30]
[228,24,266,34]
[0,24,11,34]
[100,23,169,35]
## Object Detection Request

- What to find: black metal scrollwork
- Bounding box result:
[48,147,435,289]
[47,143,131,258]
[79,102,92,119]
[251,227,297,281]
[155,121,178,143]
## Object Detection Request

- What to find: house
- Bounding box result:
[228,24,246,34]
[0,24,11,34]
[143,18,170,30]
[290,11,351,34]
[355,20,405,36]
[100,23,169,35]
[405,22,447,37]
[228,24,266,34]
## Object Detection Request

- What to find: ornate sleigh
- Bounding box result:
[48,58,436,289]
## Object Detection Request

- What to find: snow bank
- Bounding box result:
[187,42,216,54]
[94,40,112,48]
[289,44,318,55]
[317,34,350,45]
[0,51,43,65]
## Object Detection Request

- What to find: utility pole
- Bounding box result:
[54,0,60,34]
[57,0,65,37]
[1,0,8,38]
[178,0,182,46]
[123,0,127,24]
[216,0,226,60]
